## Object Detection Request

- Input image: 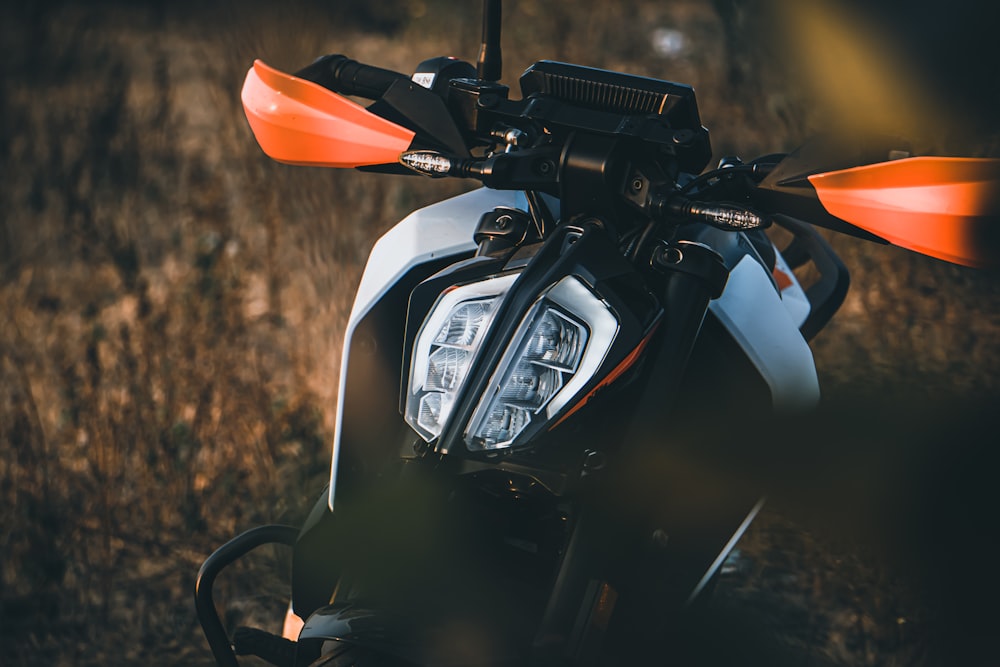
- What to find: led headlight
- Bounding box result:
[465,276,619,451]
[405,273,518,442]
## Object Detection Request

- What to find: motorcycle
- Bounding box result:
[196,2,1000,665]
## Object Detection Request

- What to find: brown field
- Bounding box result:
[2,1,999,665]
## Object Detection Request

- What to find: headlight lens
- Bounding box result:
[405,274,518,442]
[406,273,619,451]
[465,276,618,451]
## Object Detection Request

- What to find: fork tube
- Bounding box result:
[631,239,730,431]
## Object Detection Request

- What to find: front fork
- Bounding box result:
[529,238,735,666]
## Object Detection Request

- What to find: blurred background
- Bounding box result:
[1,0,999,664]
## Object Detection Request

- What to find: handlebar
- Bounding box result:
[286,53,768,235]
[294,54,409,100]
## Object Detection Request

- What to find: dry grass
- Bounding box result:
[1,1,999,665]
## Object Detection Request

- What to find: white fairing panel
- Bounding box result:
[709,255,820,411]
[329,188,523,509]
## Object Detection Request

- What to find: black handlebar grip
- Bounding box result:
[294,54,409,99]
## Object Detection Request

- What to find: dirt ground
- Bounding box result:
[2,1,999,665]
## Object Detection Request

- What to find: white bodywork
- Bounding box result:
[330,188,524,508]
[708,256,819,412]
[329,188,818,508]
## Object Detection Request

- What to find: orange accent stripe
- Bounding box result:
[772,265,794,291]
[281,606,304,640]
[591,582,618,632]
[241,60,415,168]
[551,322,660,429]
[809,157,1000,268]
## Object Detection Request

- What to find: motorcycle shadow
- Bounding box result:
[652,390,1000,666]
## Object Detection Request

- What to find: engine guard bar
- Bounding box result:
[195,524,299,667]
[772,214,850,341]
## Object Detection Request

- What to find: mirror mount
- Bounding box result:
[477,0,502,81]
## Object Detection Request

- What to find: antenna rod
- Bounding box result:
[477,0,502,81]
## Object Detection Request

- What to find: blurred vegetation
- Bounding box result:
[1,0,998,665]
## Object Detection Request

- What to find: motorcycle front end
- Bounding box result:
[196,2,1000,666]
[196,185,811,665]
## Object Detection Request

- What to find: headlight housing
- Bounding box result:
[404,273,518,442]
[464,276,618,450]
[405,273,619,452]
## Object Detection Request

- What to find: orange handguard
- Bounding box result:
[810,157,1000,268]
[241,59,415,168]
